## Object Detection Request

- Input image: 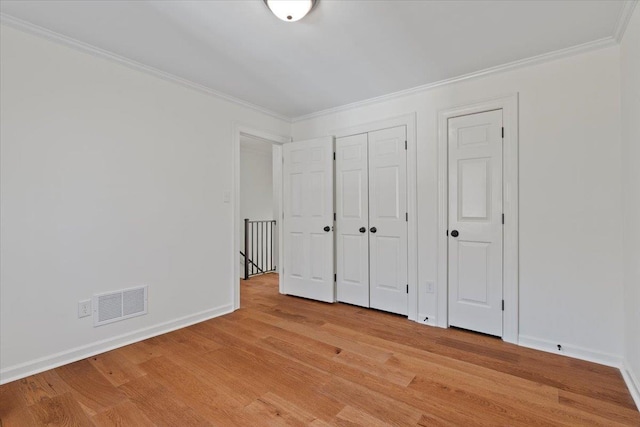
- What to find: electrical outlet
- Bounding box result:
[78,300,91,318]
[425,282,434,293]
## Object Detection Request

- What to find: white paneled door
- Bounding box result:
[448,110,503,336]
[336,126,408,315]
[368,126,408,315]
[336,133,369,307]
[283,137,335,303]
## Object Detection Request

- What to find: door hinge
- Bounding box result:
[406,284,409,294]
[502,300,505,311]
[333,152,336,160]
[501,127,504,138]
[406,212,408,222]
[405,140,407,150]
[502,213,504,224]
[334,273,337,282]
[334,213,336,221]
[446,229,449,236]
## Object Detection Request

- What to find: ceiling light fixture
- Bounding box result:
[263,0,317,22]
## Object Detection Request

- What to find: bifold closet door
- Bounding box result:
[336,133,370,307]
[368,126,408,315]
[336,126,408,315]
[283,137,335,303]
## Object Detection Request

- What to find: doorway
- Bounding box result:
[233,126,289,310]
[239,134,278,280]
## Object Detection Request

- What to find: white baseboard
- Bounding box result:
[0,304,234,385]
[621,361,640,411]
[416,313,440,328]
[518,335,623,368]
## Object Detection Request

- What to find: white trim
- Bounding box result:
[329,113,419,322]
[518,335,623,369]
[232,124,290,309]
[437,94,519,344]
[614,0,639,42]
[621,361,640,411]
[293,37,615,123]
[0,304,233,385]
[272,144,284,284]
[0,13,289,123]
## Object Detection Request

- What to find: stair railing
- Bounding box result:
[242,218,276,279]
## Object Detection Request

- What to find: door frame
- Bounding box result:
[332,113,418,322]
[232,123,290,310]
[437,94,519,344]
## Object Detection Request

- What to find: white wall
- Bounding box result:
[293,46,624,363]
[621,4,640,404]
[240,137,274,223]
[0,24,290,382]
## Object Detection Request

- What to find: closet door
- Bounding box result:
[283,137,335,303]
[448,110,503,336]
[336,133,369,307]
[368,126,408,315]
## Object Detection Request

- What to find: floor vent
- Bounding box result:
[93,285,148,327]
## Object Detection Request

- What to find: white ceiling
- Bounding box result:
[0,0,629,119]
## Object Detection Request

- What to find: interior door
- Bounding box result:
[336,133,369,307]
[448,109,503,336]
[368,126,408,315]
[283,137,335,303]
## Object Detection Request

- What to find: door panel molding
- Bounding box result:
[437,94,519,344]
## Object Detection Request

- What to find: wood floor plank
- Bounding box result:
[138,355,248,425]
[333,350,416,387]
[91,401,155,427]
[558,389,640,425]
[54,360,127,416]
[28,392,94,427]
[319,377,423,426]
[118,376,212,427]
[88,351,146,387]
[1,273,638,426]
[334,405,391,427]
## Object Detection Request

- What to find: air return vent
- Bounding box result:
[93,285,148,327]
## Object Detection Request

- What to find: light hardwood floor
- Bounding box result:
[1,273,638,426]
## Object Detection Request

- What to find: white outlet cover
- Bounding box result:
[223,190,231,203]
[78,299,92,318]
[426,282,435,294]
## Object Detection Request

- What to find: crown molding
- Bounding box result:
[293,36,617,122]
[2,7,631,125]
[0,13,291,123]
[614,0,638,42]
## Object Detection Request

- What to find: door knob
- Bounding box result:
[451,230,459,237]
[359,227,366,233]
[324,226,331,232]
[370,227,377,233]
